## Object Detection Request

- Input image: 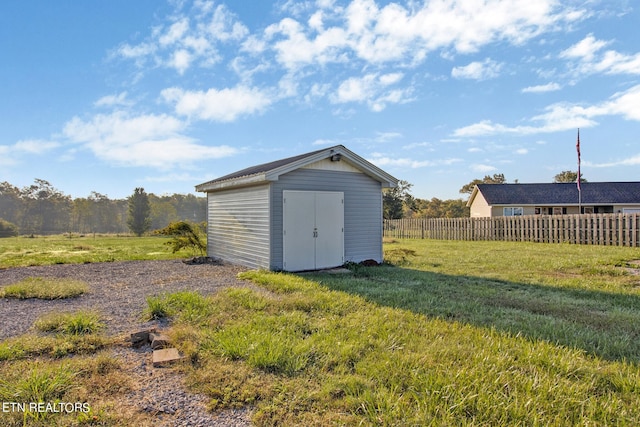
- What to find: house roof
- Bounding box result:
[467,182,640,207]
[195,145,398,192]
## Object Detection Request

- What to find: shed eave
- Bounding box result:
[195,173,269,193]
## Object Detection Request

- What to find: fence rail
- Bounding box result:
[383,214,640,247]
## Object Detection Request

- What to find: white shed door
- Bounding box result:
[283,191,344,271]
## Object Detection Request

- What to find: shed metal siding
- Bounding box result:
[270,168,382,270]
[207,185,270,269]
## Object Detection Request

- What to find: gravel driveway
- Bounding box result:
[0,259,254,427]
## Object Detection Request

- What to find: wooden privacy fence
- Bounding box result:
[383,214,640,247]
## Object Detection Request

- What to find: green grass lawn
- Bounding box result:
[0,234,186,268]
[2,237,640,425]
[325,239,640,363]
[161,239,640,425]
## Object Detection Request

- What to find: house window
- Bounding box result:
[552,207,565,215]
[534,207,541,215]
[583,207,594,214]
[503,207,523,216]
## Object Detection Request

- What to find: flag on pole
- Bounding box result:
[576,129,581,192]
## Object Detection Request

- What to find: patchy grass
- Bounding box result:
[0,353,141,427]
[143,291,214,324]
[153,238,640,425]
[0,235,185,268]
[34,310,105,336]
[1,311,109,362]
[0,277,88,300]
[0,333,110,361]
[0,309,136,426]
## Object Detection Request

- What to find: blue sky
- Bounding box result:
[1,0,639,200]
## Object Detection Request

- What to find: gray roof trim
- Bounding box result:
[196,145,398,192]
[467,182,640,207]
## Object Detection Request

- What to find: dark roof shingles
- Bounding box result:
[477,182,640,205]
[200,147,328,186]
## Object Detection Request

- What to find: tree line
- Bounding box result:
[383,180,470,219]
[383,171,584,219]
[0,179,206,236]
[3,170,583,234]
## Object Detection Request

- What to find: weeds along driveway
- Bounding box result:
[0,259,249,340]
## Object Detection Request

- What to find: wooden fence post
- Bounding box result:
[382,215,640,247]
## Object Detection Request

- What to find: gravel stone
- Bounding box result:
[0,259,255,426]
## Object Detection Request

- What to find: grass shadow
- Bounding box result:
[307,264,640,364]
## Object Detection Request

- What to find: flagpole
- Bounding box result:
[576,129,583,243]
[576,129,582,214]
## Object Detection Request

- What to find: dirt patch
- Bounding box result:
[621,260,640,276]
[0,259,249,339]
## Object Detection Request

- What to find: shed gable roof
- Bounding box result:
[196,145,398,192]
[468,182,640,206]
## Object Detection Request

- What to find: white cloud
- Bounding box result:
[374,131,402,142]
[600,84,640,120]
[585,154,640,168]
[472,164,497,173]
[454,84,640,137]
[260,0,582,71]
[561,34,640,76]
[331,72,410,111]
[94,92,132,108]
[170,49,193,74]
[13,139,60,154]
[521,82,561,93]
[116,42,157,59]
[110,0,587,113]
[369,153,462,169]
[454,120,514,137]
[560,34,609,62]
[159,18,190,46]
[403,141,433,150]
[114,2,247,74]
[0,139,61,166]
[378,72,403,85]
[311,138,338,146]
[334,74,376,102]
[265,17,350,70]
[304,83,331,103]
[161,85,272,122]
[62,111,237,167]
[205,4,249,41]
[369,156,435,168]
[452,59,503,80]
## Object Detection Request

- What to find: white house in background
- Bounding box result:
[195,145,398,272]
[467,182,640,218]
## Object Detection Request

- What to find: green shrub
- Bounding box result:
[0,218,18,237]
[155,221,207,255]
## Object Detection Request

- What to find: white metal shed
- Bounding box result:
[195,145,398,271]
